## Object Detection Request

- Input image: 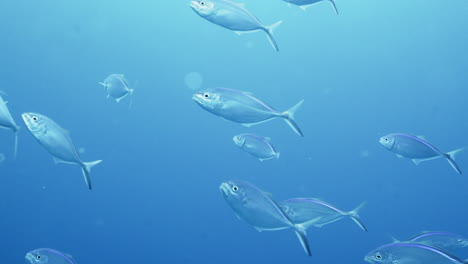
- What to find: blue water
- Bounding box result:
[1,0,467,263]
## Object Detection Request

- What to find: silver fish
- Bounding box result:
[220,180,311,256]
[99,74,134,104]
[0,95,20,158]
[193,88,304,136]
[280,198,367,231]
[233,133,280,161]
[26,248,77,264]
[364,242,467,264]
[283,0,338,14]
[190,0,282,51]
[22,113,102,190]
[379,133,463,174]
[394,232,468,251]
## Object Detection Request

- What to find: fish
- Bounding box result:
[26,248,78,264]
[233,133,280,161]
[99,74,135,105]
[364,242,468,264]
[220,180,312,256]
[190,0,283,51]
[22,112,102,190]
[0,95,20,158]
[193,88,304,136]
[379,133,463,174]
[280,198,367,231]
[391,232,468,251]
[283,0,338,14]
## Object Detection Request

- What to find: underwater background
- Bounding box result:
[1,0,467,263]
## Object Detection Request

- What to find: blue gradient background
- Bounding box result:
[0,0,467,263]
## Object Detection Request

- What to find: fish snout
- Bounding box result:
[192,94,204,104]
[219,182,230,195]
[190,1,199,9]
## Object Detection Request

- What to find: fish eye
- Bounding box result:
[384,138,388,141]
[232,186,239,192]
[375,254,382,260]
[36,255,41,260]
[32,117,38,121]
[200,1,205,5]
[203,93,210,98]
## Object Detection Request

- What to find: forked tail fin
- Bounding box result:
[445,148,464,174]
[282,100,304,137]
[264,20,283,52]
[347,201,368,232]
[293,224,311,256]
[81,160,103,190]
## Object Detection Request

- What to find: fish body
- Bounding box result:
[99,74,134,103]
[280,198,367,231]
[233,133,280,161]
[190,0,282,51]
[0,95,19,158]
[193,88,304,136]
[283,0,338,14]
[364,242,467,264]
[220,180,311,256]
[26,248,77,264]
[408,232,468,250]
[379,133,463,174]
[22,113,102,190]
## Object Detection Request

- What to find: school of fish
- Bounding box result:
[0,0,465,263]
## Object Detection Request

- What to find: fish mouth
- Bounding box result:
[192,94,204,104]
[21,113,33,127]
[219,182,230,196]
[25,253,34,263]
[190,1,199,9]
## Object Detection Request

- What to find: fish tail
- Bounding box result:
[293,224,312,256]
[445,148,464,174]
[276,152,281,159]
[347,201,368,232]
[264,20,282,52]
[282,99,304,137]
[329,0,339,15]
[81,160,103,190]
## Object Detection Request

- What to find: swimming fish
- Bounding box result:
[280,198,367,231]
[26,248,78,264]
[190,0,282,51]
[220,180,312,256]
[395,232,468,250]
[364,242,468,264]
[0,95,20,158]
[193,88,304,136]
[379,133,463,174]
[99,74,134,104]
[233,133,280,161]
[22,113,102,190]
[283,0,338,14]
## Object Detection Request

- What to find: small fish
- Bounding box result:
[280,198,367,231]
[233,133,280,161]
[0,95,20,158]
[190,0,283,51]
[220,180,312,256]
[22,113,102,190]
[394,232,468,251]
[99,74,135,105]
[193,88,304,136]
[26,248,77,264]
[364,242,468,264]
[283,0,338,14]
[379,133,463,174]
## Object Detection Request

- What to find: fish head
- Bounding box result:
[233,134,246,147]
[219,181,248,206]
[456,237,468,247]
[190,0,215,17]
[192,90,222,110]
[22,113,47,134]
[364,249,391,264]
[379,135,395,150]
[25,250,49,264]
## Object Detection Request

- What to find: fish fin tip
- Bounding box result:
[412,159,422,165]
[283,100,304,137]
[348,201,368,232]
[276,152,280,159]
[329,0,339,14]
[264,20,282,51]
[293,225,311,256]
[446,148,463,174]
